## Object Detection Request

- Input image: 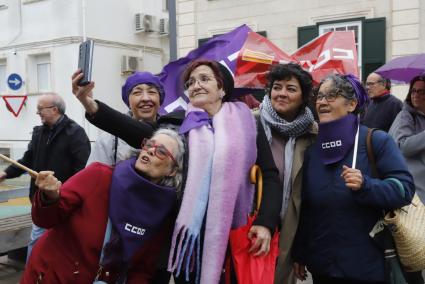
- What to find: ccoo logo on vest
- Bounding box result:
[322,140,342,149]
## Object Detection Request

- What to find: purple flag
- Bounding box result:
[158,25,252,114]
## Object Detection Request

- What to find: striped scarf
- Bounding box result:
[168,102,257,284]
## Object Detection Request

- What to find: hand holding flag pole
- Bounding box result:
[0,154,38,178]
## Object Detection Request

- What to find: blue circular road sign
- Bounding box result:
[7,73,23,90]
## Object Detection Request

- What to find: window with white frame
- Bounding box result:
[37,62,50,92]
[0,61,6,93]
[319,21,362,78]
[28,53,51,93]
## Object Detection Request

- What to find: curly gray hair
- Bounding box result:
[152,128,185,192]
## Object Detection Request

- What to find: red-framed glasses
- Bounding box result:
[141,138,177,165]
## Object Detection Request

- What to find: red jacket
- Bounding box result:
[21,163,165,284]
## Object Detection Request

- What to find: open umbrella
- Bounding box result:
[375,54,425,83]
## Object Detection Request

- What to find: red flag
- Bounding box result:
[234,31,294,89]
[292,31,359,83]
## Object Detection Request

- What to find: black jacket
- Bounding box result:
[87,100,282,232]
[5,115,91,199]
[361,94,402,132]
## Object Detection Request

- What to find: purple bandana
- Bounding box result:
[107,157,177,263]
[343,74,369,112]
[317,114,358,165]
[179,111,212,134]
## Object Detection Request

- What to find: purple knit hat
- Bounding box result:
[121,72,164,107]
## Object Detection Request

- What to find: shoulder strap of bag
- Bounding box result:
[366,128,379,178]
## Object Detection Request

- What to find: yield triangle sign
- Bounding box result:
[2,95,27,117]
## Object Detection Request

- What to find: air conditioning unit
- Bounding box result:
[121,56,142,74]
[135,13,157,33]
[159,18,169,35]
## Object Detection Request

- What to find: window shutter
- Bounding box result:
[297,25,318,48]
[362,17,386,79]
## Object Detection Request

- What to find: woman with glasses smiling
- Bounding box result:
[389,74,425,198]
[169,60,280,284]
[73,59,281,284]
[389,75,425,284]
[21,128,185,284]
[292,74,414,284]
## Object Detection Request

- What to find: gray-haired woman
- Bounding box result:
[293,74,414,284]
[21,128,185,284]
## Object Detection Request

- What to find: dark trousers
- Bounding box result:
[404,271,425,284]
[312,274,385,284]
[150,269,171,284]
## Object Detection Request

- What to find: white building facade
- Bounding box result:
[0,0,170,162]
[176,0,425,96]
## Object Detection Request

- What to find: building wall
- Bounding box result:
[176,0,424,98]
[0,0,170,161]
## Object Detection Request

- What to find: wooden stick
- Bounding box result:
[0,153,38,178]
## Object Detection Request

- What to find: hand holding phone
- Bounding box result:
[77,40,94,86]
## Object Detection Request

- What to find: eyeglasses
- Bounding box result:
[365,81,382,87]
[184,75,215,90]
[411,88,425,96]
[36,106,55,114]
[141,138,177,165]
[315,90,343,103]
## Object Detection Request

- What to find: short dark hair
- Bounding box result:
[406,75,425,107]
[266,63,313,106]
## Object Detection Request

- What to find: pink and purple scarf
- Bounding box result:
[168,102,257,283]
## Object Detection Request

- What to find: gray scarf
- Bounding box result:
[260,95,314,142]
[260,95,314,218]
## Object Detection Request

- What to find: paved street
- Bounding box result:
[0,256,24,284]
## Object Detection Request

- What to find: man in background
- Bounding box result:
[362,72,402,131]
[0,93,90,259]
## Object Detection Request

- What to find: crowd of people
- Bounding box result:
[1,58,424,284]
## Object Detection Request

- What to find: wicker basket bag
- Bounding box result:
[384,194,425,272]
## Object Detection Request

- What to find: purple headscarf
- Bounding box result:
[343,74,369,112]
[121,72,164,107]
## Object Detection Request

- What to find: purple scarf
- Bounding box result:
[104,157,177,265]
[168,102,257,284]
[179,111,212,134]
[317,114,358,165]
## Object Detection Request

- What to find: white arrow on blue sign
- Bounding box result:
[7,73,23,90]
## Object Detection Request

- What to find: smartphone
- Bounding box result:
[77,40,94,86]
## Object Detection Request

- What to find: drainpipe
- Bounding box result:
[168,0,177,61]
